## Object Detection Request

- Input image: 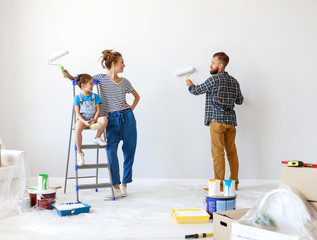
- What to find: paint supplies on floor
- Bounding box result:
[171,209,210,223]
[51,201,91,216]
[185,232,213,239]
[207,179,236,197]
[231,184,317,239]
[204,179,237,218]
[205,195,237,219]
[28,187,56,210]
[26,173,62,210]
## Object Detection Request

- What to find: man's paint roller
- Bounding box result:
[47,49,69,72]
[176,67,195,79]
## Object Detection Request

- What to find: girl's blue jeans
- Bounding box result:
[106,108,137,186]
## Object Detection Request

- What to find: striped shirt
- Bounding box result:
[189,71,243,126]
[93,74,135,116]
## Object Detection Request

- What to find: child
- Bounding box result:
[74,74,108,166]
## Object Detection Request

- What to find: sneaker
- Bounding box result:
[121,186,127,197]
[104,189,122,200]
[94,137,107,146]
[77,152,85,166]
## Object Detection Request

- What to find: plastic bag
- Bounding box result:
[0,150,29,218]
[237,184,317,239]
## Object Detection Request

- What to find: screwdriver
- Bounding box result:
[185,233,213,239]
[281,161,317,168]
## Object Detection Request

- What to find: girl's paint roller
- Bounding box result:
[176,67,195,79]
[48,49,69,72]
[89,122,101,130]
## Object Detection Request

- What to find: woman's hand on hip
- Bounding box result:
[125,103,133,110]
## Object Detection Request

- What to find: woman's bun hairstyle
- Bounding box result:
[100,49,122,70]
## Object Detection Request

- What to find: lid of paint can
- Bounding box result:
[27,187,56,194]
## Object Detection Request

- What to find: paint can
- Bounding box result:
[205,195,237,218]
[223,180,236,196]
[208,179,221,196]
[28,187,56,210]
[38,174,49,190]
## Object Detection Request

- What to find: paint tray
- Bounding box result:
[51,201,91,216]
[171,209,210,223]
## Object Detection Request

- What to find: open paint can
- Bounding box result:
[28,187,56,210]
[205,195,237,218]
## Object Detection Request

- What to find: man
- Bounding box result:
[186,52,243,191]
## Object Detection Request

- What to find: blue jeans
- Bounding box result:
[106,108,137,186]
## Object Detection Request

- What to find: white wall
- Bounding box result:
[1,0,317,179]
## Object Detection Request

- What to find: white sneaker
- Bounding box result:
[94,137,107,146]
[121,186,127,197]
[77,152,85,166]
[104,189,122,200]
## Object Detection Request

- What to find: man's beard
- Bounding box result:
[210,67,219,75]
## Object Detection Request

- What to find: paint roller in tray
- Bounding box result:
[47,49,69,73]
[176,67,195,80]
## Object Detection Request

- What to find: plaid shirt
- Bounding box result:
[188,71,243,126]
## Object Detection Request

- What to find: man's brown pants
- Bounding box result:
[210,121,239,189]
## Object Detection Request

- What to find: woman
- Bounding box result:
[63,50,140,199]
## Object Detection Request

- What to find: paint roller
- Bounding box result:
[47,49,69,73]
[176,67,195,79]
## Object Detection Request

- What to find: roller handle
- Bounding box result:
[60,66,69,79]
[185,233,213,239]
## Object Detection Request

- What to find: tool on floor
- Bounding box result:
[281,161,317,168]
[176,67,195,80]
[185,233,213,239]
[51,201,91,216]
[47,49,69,75]
[171,209,210,223]
[64,79,115,201]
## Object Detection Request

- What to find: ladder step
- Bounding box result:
[67,176,96,180]
[81,144,107,149]
[78,163,109,169]
[78,183,112,190]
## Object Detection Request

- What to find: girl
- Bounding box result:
[74,74,108,166]
[63,50,140,198]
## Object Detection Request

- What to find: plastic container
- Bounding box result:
[28,187,56,210]
[51,201,91,216]
[171,209,210,223]
[205,195,237,218]
[19,197,31,212]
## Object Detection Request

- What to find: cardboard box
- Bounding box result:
[231,222,301,240]
[281,166,317,201]
[213,208,249,240]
